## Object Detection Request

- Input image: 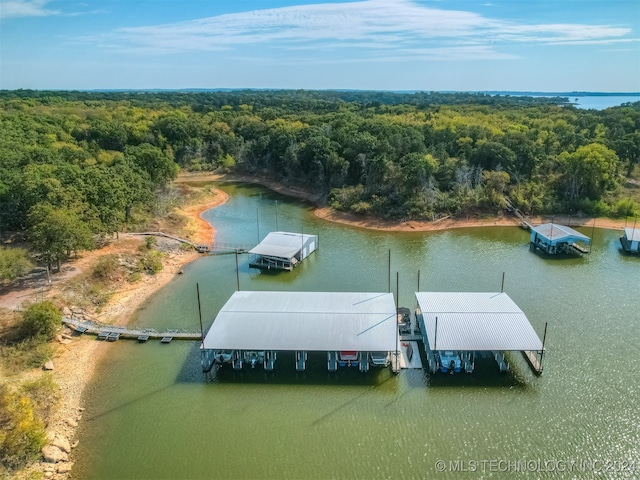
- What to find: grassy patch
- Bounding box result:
[0,338,53,374]
[20,373,59,427]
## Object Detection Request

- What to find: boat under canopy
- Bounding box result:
[203,291,396,352]
[415,291,544,352]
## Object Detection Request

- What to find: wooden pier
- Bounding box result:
[63,318,202,342]
[522,350,544,375]
[504,197,534,230]
[132,231,211,253]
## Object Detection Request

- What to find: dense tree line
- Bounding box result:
[1,90,639,267]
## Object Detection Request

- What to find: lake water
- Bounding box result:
[571,95,640,110]
[73,183,640,479]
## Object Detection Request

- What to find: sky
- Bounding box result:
[0,0,639,92]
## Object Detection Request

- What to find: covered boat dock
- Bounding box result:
[201,291,397,373]
[530,223,591,255]
[248,231,318,271]
[620,227,640,253]
[415,292,545,375]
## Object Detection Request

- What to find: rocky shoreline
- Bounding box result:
[2,187,227,480]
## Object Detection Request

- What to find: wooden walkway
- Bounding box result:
[522,350,544,375]
[62,317,202,343]
[132,231,211,253]
[504,197,534,230]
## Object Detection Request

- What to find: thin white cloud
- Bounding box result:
[0,0,57,19]
[0,0,104,20]
[87,0,634,59]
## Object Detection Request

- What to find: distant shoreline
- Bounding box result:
[177,173,629,233]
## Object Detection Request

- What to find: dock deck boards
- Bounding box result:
[63,318,201,342]
[522,350,544,375]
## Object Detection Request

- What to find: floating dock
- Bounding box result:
[530,223,591,255]
[201,291,396,372]
[415,292,546,376]
[248,232,318,271]
[620,226,640,254]
[63,318,201,342]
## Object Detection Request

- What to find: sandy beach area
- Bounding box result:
[3,172,628,478]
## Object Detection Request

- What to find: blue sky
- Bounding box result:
[1,0,639,91]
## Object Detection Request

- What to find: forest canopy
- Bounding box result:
[1,90,639,265]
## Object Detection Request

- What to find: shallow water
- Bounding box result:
[73,183,640,479]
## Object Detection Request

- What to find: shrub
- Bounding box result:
[145,236,157,250]
[350,201,372,215]
[615,198,638,218]
[93,254,121,281]
[137,250,164,275]
[20,301,61,341]
[0,385,47,470]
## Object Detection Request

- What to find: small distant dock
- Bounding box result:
[530,223,591,255]
[63,318,201,342]
[248,232,318,271]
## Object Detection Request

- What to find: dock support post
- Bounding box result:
[235,250,240,291]
[197,283,207,372]
[395,271,399,372]
[387,249,391,293]
[540,321,548,369]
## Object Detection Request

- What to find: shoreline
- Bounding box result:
[178,172,629,232]
[11,173,628,478]
[4,186,229,480]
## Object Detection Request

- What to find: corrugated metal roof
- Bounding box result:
[531,223,590,243]
[416,292,544,351]
[624,227,640,242]
[248,232,317,259]
[203,291,397,351]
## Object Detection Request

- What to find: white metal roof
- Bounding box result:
[531,223,590,243]
[248,232,317,259]
[624,227,640,242]
[203,291,397,351]
[416,292,544,351]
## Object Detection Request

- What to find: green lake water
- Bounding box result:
[72,183,639,479]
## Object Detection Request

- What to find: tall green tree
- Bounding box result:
[615,132,640,177]
[558,143,620,202]
[28,204,94,271]
[124,143,178,189]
